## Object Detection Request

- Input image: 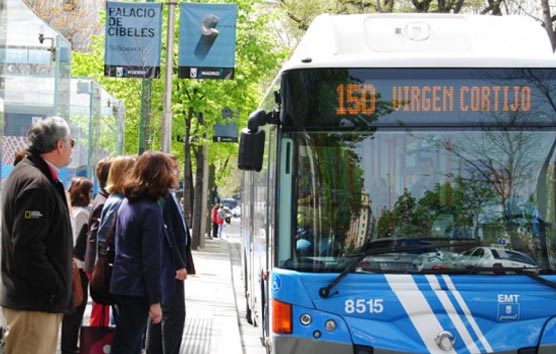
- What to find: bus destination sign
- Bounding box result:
[336,84,532,115]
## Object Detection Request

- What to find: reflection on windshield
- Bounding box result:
[282,129,556,274]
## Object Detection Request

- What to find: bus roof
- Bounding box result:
[283,13,556,70]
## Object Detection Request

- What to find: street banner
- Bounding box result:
[213,107,239,142]
[104,1,162,78]
[178,3,238,80]
[213,123,238,142]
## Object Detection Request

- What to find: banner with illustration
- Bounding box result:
[104,1,162,78]
[178,3,238,80]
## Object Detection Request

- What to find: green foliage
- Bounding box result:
[71,0,285,183]
[72,33,143,155]
[276,0,543,48]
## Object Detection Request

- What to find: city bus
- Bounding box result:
[238,13,556,354]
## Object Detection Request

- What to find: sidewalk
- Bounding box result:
[181,219,266,354]
[81,219,266,354]
[182,238,243,354]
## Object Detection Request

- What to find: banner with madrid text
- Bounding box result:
[104,1,162,78]
[178,3,238,80]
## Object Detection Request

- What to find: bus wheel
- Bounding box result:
[246,297,254,324]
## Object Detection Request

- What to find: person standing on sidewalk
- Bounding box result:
[83,156,113,326]
[211,203,220,238]
[1,116,74,354]
[110,151,176,354]
[217,204,227,238]
[93,155,137,324]
[145,153,194,354]
[97,155,137,255]
[61,176,94,354]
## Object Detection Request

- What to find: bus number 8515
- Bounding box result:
[345,298,384,314]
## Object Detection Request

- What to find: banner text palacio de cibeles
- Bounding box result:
[104,1,162,79]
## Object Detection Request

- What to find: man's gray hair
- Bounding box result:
[28,116,71,154]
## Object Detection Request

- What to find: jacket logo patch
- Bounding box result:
[24,210,43,219]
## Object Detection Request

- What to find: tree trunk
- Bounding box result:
[191,112,206,250]
[541,0,556,51]
[182,107,194,226]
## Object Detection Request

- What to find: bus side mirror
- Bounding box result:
[238,128,265,172]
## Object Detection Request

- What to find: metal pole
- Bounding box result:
[161,1,175,153]
[199,142,209,248]
[87,81,94,179]
[138,80,151,154]
[138,0,154,155]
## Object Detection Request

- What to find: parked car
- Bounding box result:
[358,253,419,272]
[357,238,438,272]
[458,246,539,273]
[231,205,241,217]
[221,198,238,210]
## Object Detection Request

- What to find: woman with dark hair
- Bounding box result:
[61,176,93,354]
[109,151,176,354]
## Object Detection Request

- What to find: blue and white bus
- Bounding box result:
[238,13,556,354]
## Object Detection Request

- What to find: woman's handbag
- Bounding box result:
[89,247,116,305]
[89,217,117,305]
[79,326,114,354]
[79,311,114,354]
[71,259,83,307]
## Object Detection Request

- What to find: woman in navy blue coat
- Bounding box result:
[109,151,176,354]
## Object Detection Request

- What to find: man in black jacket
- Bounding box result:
[1,116,74,354]
[145,153,194,354]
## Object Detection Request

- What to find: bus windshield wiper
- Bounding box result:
[318,238,479,298]
[318,253,367,298]
[470,266,556,290]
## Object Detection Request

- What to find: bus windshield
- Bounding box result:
[278,68,556,274]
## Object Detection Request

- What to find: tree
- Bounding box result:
[22,0,103,52]
[276,0,556,51]
[541,0,556,50]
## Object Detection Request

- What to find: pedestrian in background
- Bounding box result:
[217,204,227,238]
[211,203,220,238]
[61,176,93,354]
[83,156,113,326]
[1,116,74,354]
[145,153,194,354]
[109,151,176,354]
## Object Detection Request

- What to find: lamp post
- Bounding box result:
[161,1,175,153]
[87,81,95,179]
[138,0,154,154]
